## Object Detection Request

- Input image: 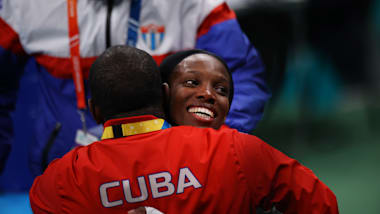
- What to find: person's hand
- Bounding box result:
[128,206,164,214]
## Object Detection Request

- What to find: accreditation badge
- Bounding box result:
[75,124,103,146]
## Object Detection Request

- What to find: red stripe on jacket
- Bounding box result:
[0,18,26,55]
[34,55,96,79]
[34,53,171,79]
[196,3,236,39]
[153,52,172,65]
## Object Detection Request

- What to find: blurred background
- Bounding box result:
[229,0,380,213]
[1,0,380,213]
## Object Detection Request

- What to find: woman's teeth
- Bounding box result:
[188,107,215,118]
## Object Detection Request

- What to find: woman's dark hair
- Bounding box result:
[159,49,234,105]
[89,45,162,119]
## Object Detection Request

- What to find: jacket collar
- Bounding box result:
[101,115,171,140]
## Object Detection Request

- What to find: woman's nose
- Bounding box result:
[196,85,215,104]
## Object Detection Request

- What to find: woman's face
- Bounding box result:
[166,54,231,129]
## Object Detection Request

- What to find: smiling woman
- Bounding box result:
[160,49,233,129]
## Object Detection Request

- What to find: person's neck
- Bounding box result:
[107,106,166,121]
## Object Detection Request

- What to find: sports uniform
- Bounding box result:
[30,115,338,214]
[0,0,270,175]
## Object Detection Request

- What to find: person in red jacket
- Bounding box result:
[29,45,338,213]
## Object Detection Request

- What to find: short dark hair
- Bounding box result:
[89,45,162,119]
[159,49,234,105]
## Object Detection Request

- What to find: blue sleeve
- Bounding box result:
[0,45,27,174]
[196,19,271,133]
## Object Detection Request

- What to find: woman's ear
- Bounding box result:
[161,82,172,122]
[88,99,104,124]
[162,82,170,103]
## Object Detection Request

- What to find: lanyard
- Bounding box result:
[67,0,86,110]
[67,0,87,132]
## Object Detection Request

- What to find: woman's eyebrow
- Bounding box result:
[213,74,230,83]
[183,70,199,74]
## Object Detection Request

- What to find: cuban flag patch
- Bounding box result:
[140,24,165,51]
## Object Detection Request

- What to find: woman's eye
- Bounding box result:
[184,80,198,87]
[215,86,228,96]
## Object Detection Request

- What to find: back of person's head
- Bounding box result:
[89,45,162,120]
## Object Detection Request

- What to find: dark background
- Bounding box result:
[235,0,380,213]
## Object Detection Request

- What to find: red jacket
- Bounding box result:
[29,115,338,213]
